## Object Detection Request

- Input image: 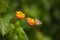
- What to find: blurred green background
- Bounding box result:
[0,0,60,40]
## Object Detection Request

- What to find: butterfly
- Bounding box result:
[35,19,42,25]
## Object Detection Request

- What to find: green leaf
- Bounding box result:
[0,14,12,36]
[16,27,29,40]
[15,21,20,27]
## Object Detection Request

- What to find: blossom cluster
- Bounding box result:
[16,11,42,26]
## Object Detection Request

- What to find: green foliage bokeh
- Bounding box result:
[0,0,60,40]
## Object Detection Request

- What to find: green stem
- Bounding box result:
[33,27,44,40]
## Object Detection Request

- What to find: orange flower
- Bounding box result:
[16,11,25,19]
[26,17,35,26]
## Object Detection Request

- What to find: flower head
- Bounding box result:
[16,11,25,19]
[26,17,35,26]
